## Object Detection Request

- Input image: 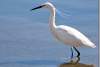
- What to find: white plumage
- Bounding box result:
[54,25,96,48]
[31,2,96,58]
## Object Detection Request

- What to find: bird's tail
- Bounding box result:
[89,42,96,48]
[84,41,96,48]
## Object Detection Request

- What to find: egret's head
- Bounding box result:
[31,2,55,11]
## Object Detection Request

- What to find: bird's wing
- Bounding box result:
[56,25,95,48]
[56,25,87,40]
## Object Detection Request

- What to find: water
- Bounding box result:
[0,0,98,67]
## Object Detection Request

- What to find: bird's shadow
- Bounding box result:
[0,57,95,67]
[59,57,95,67]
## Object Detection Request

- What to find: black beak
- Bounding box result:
[31,5,45,11]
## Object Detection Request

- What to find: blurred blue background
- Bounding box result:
[0,0,98,67]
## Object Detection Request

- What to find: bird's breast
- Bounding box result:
[51,29,81,47]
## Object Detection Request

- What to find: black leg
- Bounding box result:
[73,47,80,57]
[71,47,73,59]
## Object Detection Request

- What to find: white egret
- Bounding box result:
[31,2,96,59]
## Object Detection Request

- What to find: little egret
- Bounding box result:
[31,2,96,59]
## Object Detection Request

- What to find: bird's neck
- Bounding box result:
[49,7,56,31]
